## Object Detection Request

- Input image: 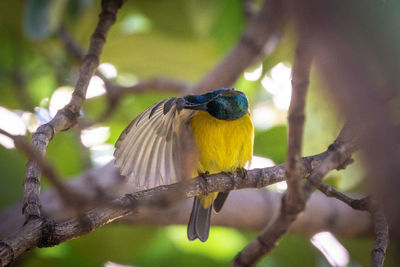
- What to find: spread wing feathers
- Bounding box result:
[114,98,197,190]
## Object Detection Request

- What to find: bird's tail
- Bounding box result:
[187,192,230,242]
[187,196,212,242]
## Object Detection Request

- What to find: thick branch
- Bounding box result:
[370,201,389,267]
[22,0,124,222]
[1,165,373,238]
[119,190,372,237]
[0,141,342,266]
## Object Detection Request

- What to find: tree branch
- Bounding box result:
[22,0,124,222]
[0,130,86,213]
[192,0,283,93]
[234,34,313,266]
[370,200,389,267]
[289,1,398,257]
[0,127,351,266]
[118,190,372,237]
[317,183,389,267]
[59,26,191,127]
[317,183,369,211]
[0,166,373,238]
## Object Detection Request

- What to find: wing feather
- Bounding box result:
[114,98,197,190]
[118,110,162,176]
[114,107,162,167]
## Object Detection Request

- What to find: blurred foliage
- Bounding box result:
[0,0,396,266]
[254,125,287,164]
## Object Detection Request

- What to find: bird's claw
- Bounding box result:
[236,168,248,179]
[198,171,210,195]
[199,171,210,179]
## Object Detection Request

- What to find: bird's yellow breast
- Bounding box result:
[191,111,254,178]
[191,111,254,208]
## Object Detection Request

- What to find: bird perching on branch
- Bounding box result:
[114,88,254,242]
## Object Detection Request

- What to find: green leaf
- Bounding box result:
[254,125,287,164]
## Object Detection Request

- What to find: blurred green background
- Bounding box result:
[0,0,397,266]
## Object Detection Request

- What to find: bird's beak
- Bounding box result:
[184,103,208,110]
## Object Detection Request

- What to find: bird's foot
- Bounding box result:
[236,168,248,180]
[198,171,210,195]
[199,171,210,179]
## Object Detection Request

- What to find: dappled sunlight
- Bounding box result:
[89,144,114,167]
[80,126,110,148]
[0,107,26,149]
[276,181,287,192]
[49,86,73,117]
[98,63,118,79]
[261,63,292,110]
[119,12,152,35]
[104,261,133,267]
[80,126,113,166]
[86,76,106,99]
[244,63,262,81]
[20,111,39,133]
[248,155,274,169]
[252,104,286,129]
[311,231,350,267]
[115,73,139,87]
[34,107,52,124]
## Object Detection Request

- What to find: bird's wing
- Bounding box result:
[114,98,198,190]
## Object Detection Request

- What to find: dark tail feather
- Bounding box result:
[213,192,230,213]
[187,196,212,242]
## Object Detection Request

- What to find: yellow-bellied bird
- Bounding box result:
[114,88,254,242]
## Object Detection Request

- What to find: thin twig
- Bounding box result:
[317,183,389,267]
[234,34,313,267]
[59,26,191,127]
[22,0,124,222]
[317,183,369,211]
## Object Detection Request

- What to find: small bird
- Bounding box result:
[114,88,254,242]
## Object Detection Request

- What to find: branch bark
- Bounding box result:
[234,34,313,267]
[0,127,351,266]
[370,201,389,267]
[290,0,400,249]
[22,0,124,222]
[317,183,389,267]
[0,130,87,214]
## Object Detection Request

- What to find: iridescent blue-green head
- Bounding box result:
[184,88,248,121]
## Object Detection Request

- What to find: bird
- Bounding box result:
[113,88,254,242]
